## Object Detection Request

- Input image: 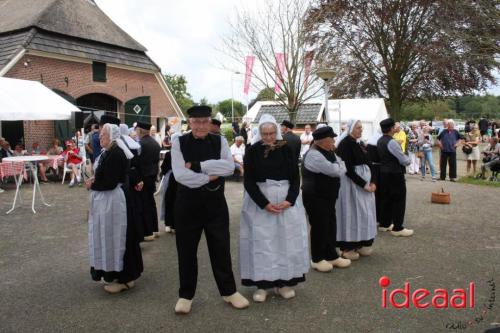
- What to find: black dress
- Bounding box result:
[90,144,143,284]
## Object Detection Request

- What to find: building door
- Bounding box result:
[1,121,24,147]
[125,96,151,127]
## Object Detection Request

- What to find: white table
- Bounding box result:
[3,156,51,214]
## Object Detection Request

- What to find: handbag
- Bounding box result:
[462,145,473,155]
[416,151,424,159]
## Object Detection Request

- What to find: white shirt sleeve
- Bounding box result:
[304,149,346,177]
[200,136,234,177]
[388,139,411,166]
[171,135,210,188]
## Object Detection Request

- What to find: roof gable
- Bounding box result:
[0,0,146,52]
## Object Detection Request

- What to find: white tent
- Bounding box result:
[0,77,79,120]
[326,98,388,141]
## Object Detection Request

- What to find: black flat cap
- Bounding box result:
[187,105,212,118]
[99,115,121,126]
[281,120,294,129]
[380,118,396,130]
[136,121,152,130]
[211,118,222,127]
[312,126,337,140]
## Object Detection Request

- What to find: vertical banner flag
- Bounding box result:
[304,51,314,90]
[243,55,255,96]
[274,52,285,94]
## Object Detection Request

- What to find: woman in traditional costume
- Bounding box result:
[335,119,377,261]
[239,114,309,303]
[86,123,143,293]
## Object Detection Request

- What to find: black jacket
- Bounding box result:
[139,135,161,179]
[282,131,301,161]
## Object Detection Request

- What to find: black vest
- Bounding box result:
[377,135,403,173]
[178,133,224,190]
[301,147,340,200]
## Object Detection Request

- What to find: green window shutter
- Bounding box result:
[92,62,107,82]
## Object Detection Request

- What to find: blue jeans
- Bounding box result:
[421,150,436,178]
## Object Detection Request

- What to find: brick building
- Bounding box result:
[0,0,182,148]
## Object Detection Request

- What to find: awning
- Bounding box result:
[0,77,80,120]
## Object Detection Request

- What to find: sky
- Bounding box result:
[96,0,499,105]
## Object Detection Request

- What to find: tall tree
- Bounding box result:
[220,0,322,122]
[305,0,500,120]
[164,74,194,115]
[217,99,245,119]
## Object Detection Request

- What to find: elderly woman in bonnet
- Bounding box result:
[335,119,377,261]
[239,114,310,303]
[85,123,143,293]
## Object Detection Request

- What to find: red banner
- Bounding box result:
[304,51,314,90]
[243,55,255,96]
[274,53,285,94]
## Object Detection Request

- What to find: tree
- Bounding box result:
[305,0,500,120]
[216,99,245,119]
[248,87,276,109]
[164,73,194,115]
[220,0,322,122]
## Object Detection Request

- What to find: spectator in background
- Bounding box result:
[210,119,222,135]
[407,123,420,175]
[418,125,437,182]
[437,119,463,182]
[47,138,63,156]
[13,144,25,156]
[478,118,489,141]
[392,122,407,153]
[230,136,245,176]
[480,137,500,178]
[62,140,83,187]
[464,123,481,175]
[85,124,99,162]
[150,125,162,146]
[240,121,250,145]
[280,120,301,162]
[300,124,314,158]
[162,125,172,149]
[0,139,13,161]
[232,122,239,140]
[30,141,42,155]
[437,119,449,136]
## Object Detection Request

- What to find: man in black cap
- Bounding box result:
[171,105,249,314]
[280,120,301,162]
[210,118,222,135]
[377,118,413,237]
[302,126,351,272]
[136,121,161,241]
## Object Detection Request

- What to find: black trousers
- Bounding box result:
[175,187,236,300]
[379,172,407,232]
[142,176,159,236]
[440,152,457,180]
[302,193,339,263]
[337,240,374,251]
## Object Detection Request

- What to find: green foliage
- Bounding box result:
[401,95,500,120]
[216,99,245,119]
[249,87,276,109]
[164,73,194,115]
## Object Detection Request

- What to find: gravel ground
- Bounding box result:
[0,158,498,333]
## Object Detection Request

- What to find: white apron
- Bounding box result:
[88,185,127,272]
[239,179,310,282]
[336,165,377,242]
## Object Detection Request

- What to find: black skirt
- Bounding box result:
[242,275,306,289]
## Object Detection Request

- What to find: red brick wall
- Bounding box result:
[4,54,178,149]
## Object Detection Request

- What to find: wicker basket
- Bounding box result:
[431,188,451,204]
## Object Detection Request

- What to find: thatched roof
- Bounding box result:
[0,0,146,52]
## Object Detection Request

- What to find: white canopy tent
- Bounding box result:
[326,98,389,141]
[0,77,79,121]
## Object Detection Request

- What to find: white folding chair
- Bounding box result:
[61,156,86,184]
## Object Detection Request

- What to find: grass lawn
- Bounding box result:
[458,175,500,187]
